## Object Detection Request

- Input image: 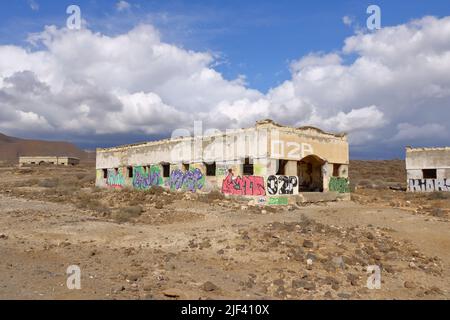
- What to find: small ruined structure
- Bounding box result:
[19,156,80,167]
[406,147,450,192]
[96,120,350,204]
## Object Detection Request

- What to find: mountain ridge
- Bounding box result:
[0,132,91,163]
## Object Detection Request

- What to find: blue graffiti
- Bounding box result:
[132,166,163,190]
[169,168,205,192]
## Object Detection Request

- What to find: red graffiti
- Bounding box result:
[222,172,266,196]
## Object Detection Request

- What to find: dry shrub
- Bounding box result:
[56,185,79,195]
[59,176,81,187]
[79,174,95,185]
[147,186,165,195]
[431,208,447,218]
[75,193,111,215]
[12,180,31,187]
[113,206,143,223]
[75,173,87,180]
[372,179,388,189]
[27,178,39,186]
[14,168,34,175]
[357,179,372,187]
[198,190,225,203]
[427,192,450,200]
[39,178,59,188]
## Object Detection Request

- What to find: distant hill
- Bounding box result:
[349,159,406,189]
[0,132,92,164]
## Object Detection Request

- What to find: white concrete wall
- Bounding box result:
[406,147,450,170]
[96,127,270,169]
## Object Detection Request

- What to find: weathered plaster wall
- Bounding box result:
[95,121,350,202]
[267,127,349,165]
[96,127,269,170]
[406,147,450,170]
[406,147,450,192]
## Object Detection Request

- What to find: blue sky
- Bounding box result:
[0,1,450,159]
[2,0,450,92]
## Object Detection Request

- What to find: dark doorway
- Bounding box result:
[297,155,325,192]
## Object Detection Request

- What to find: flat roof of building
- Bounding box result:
[97,119,347,153]
[19,156,80,160]
[406,146,450,152]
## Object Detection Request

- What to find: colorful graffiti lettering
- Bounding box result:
[170,168,205,192]
[409,179,450,192]
[267,175,298,195]
[329,177,350,193]
[221,170,266,196]
[133,166,164,190]
[107,169,125,188]
[257,197,267,205]
[216,167,229,176]
[96,169,103,180]
[268,197,289,205]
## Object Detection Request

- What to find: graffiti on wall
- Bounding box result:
[221,170,266,196]
[268,197,289,205]
[409,179,450,192]
[254,163,266,176]
[267,175,299,195]
[216,167,229,176]
[107,169,125,188]
[96,170,103,181]
[271,140,314,160]
[133,166,164,190]
[329,177,350,193]
[257,197,267,205]
[169,168,205,192]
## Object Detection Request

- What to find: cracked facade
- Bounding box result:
[96,120,350,203]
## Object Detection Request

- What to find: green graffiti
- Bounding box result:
[133,165,164,190]
[329,177,350,193]
[107,169,125,188]
[216,167,228,176]
[268,197,289,205]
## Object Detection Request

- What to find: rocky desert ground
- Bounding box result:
[0,161,449,300]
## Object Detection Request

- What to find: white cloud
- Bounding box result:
[116,1,131,12]
[1,16,450,156]
[342,16,353,27]
[28,0,39,11]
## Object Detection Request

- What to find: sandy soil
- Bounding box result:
[0,165,448,300]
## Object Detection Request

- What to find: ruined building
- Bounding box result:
[19,156,80,167]
[406,147,450,192]
[96,120,350,204]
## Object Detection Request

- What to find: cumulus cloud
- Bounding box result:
[116,1,131,12]
[1,16,450,156]
[28,0,39,11]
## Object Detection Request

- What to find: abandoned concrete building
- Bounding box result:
[19,156,80,167]
[406,147,450,192]
[96,120,350,204]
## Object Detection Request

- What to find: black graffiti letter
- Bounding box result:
[267,175,278,195]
